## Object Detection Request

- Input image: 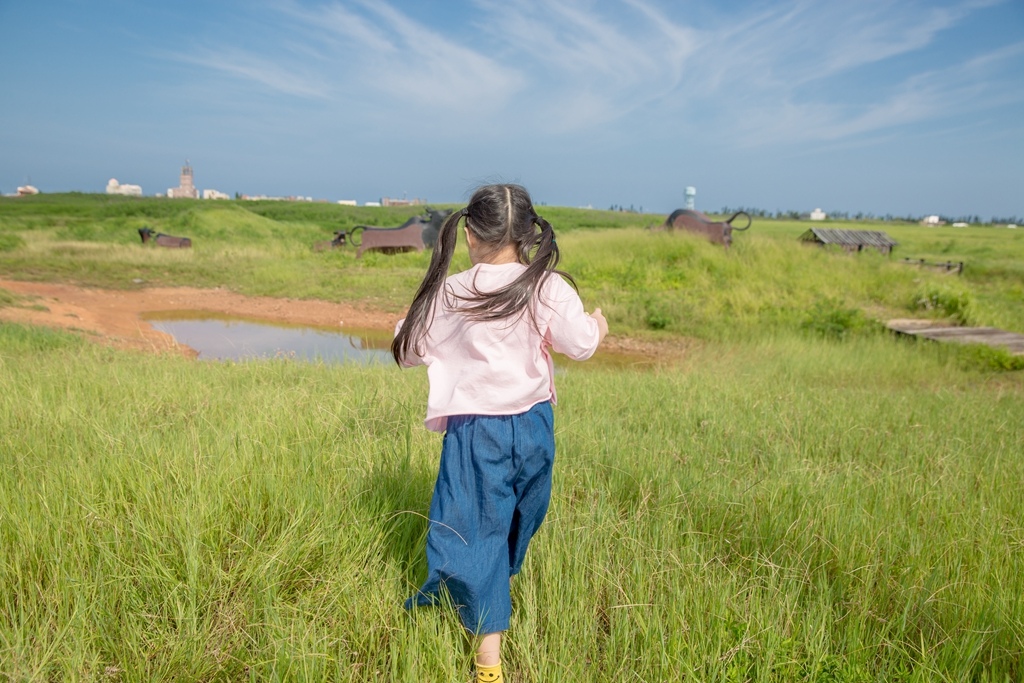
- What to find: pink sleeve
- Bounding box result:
[541,276,601,361]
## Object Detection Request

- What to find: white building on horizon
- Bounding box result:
[202,189,230,200]
[809,208,827,221]
[106,178,142,196]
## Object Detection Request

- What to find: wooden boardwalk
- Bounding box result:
[887,319,1024,356]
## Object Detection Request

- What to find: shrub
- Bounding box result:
[801,299,869,340]
[912,285,973,325]
[955,343,1024,372]
[644,296,674,330]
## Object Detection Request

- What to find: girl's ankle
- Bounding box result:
[475,660,503,682]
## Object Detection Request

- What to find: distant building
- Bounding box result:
[337,199,357,206]
[921,215,944,226]
[16,185,39,196]
[381,196,425,207]
[202,189,230,200]
[168,162,198,199]
[106,178,142,196]
[364,201,382,207]
[684,186,696,211]
[809,208,827,221]
[799,228,897,255]
[952,222,968,227]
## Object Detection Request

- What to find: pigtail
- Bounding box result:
[391,209,464,365]
[459,210,575,325]
[396,184,579,352]
[526,214,576,291]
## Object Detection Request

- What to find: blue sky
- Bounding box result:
[1,0,1022,218]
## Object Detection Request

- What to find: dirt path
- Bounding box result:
[0,279,684,362]
[0,279,399,356]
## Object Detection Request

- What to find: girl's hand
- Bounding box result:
[590,307,608,345]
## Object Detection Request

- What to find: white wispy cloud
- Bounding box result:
[762,1,976,84]
[172,47,332,99]
[656,0,1023,146]
[725,39,1024,146]
[470,0,702,129]
[164,0,1021,146]
[349,1,526,104]
[174,0,524,117]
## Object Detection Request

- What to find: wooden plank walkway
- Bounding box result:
[887,319,1024,355]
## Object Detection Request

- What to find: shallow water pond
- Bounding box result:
[145,311,655,368]
[145,312,393,364]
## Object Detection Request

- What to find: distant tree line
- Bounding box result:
[718,207,1021,225]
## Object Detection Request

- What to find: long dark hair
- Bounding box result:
[391,183,573,365]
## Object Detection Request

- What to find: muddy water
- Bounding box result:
[145,311,654,368]
[144,311,393,364]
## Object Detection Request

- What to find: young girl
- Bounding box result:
[393,184,608,682]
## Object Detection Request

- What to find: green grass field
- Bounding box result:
[1,194,1022,681]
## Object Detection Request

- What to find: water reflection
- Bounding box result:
[145,311,656,368]
[145,312,392,364]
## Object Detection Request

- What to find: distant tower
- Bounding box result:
[684,186,696,211]
[169,160,198,199]
[180,162,194,192]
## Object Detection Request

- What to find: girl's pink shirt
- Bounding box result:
[396,262,601,432]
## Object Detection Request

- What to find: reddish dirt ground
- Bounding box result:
[0,278,683,362]
[0,278,399,357]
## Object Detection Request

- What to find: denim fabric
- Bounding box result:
[405,401,555,634]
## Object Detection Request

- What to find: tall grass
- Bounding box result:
[2,194,1022,680]
[558,228,1019,339]
[1,323,1021,681]
[3,195,1023,335]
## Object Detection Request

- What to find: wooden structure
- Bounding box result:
[350,216,426,258]
[799,228,897,255]
[887,319,1024,356]
[899,258,963,275]
[656,209,751,247]
[138,226,192,248]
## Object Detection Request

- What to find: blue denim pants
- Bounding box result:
[405,401,555,634]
